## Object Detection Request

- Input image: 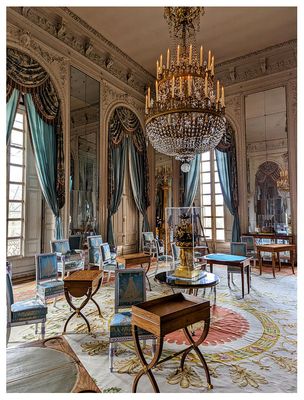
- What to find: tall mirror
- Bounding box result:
[70,67,100,235]
[155,151,173,240]
[245,86,291,234]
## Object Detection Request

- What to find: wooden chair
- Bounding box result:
[109,269,156,372]
[68,234,82,251]
[240,235,257,267]
[50,239,85,279]
[6,271,47,345]
[35,253,64,306]
[229,242,251,289]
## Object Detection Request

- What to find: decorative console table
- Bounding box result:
[131,292,212,393]
[256,243,296,278]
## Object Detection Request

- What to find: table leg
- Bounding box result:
[277,251,281,271]
[246,265,250,294]
[63,287,92,333]
[180,324,212,389]
[91,276,103,317]
[132,325,163,393]
[271,251,276,278]
[258,250,262,275]
[241,266,245,298]
[144,262,152,291]
[291,250,295,274]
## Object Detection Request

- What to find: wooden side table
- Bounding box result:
[131,292,212,393]
[256,244,296,278]
[116,253,152,290]
[63,270,103,333]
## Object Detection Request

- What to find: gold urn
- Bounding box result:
[174,244,201,279]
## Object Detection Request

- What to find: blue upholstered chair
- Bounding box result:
[6,271,47,344]
[229,242,251,289]
[50,239,85,279]
[154,239,173,274]
[142,232,157,257]
[109,269,156,372]
[87,235,116,269]
[99,243,123,283]
[240,235,257,267]
[35,253,64,306]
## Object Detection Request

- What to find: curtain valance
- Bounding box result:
[7,48,59,124]
[109,107,145,153]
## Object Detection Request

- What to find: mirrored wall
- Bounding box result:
[245,86,291,234]
[70,67,100,235]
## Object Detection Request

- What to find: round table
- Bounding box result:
[154,271,220,304]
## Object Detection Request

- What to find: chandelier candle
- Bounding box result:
[145,7,226,171]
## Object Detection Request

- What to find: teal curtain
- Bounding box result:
[215,149,240,241]
[107,141,127,246]
[6,88,20,144]
[24,94,63,239]
[128,137,150,232]
[183,155,201,207]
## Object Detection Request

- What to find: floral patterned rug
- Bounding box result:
[8,264,297,393]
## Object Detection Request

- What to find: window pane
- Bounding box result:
[215,183,222,194]
[7,238,21,257]
[203,206,211,216]
[10,146,23,165]
[215,194,223,205]
[201,161,210,172]
[216,218,224,229]
[10,129,23,147]
[203,217,212,228]
[214,171,219,182]
[201,173,210,183]
[10,165,23,182]
[8,202,22,219]
[8,220,22,237]
[216,230,225,240]
[216,206,224,217]
[201,152,210,161]
[9,184,23,200]
[204,229,212,239]
[202,183,211,194]
[202,195,211,205]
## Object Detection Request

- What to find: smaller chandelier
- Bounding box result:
[145,7,226,171]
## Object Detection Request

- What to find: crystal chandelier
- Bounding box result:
[145,7,226,172]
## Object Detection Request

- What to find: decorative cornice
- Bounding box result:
[247,138,288,153]
[8,7,154,95]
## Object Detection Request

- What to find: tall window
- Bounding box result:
[7,108,26,257]
[200,151,225,242]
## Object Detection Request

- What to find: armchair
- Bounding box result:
[109,269,156,372]
[68,234,82,251]
[240,235,257,267]
[50,239,85,279]
[87,235,116,269]
[6,271,47,344]
[35,253,64,306]
[99,243,123,283]
[229,242,251,289]
[142,232,157,257]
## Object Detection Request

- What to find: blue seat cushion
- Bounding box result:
[37,280,64,298]
[109,311,151,338]
[11,299,47,322]
[57,259,84,272]
[158,255,173,262]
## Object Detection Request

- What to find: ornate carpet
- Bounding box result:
[8,265,297,393]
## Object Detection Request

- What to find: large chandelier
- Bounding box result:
[145,7,226,172]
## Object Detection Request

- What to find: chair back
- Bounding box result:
[87,235,103,264]
[50,239,70,254]
[155,239,165,257]
[114,269,146,313]
[6,271,14,308]
[230,242,247,256]
[171,242,180,262]
[100,243,112,264]
[240,235,255,251]
[69,235,82,250]
[142,232,154,243]
[35,253,58,281]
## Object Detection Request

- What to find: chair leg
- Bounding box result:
[6,324,11,345]
[227,271,231,289]
[41,321,46,339]
[107,271,111,283]
[35,323,38,335]
[152,338,156,355]
[155,260,159,275]
[53,297,57,307]
[109,342,116,372]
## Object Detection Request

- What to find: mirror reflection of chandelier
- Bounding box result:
[277,153,289,192]
[145,7,226,172]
